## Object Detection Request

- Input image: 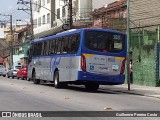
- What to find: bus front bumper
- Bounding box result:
[77,71,125,85]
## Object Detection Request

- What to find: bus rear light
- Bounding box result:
[120,59,126,74]
[81,55,86,72]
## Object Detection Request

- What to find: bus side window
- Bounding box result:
[46,40,50,55]
[62,37,69,54]
[56,38,62,54]
[42,41,47,56]
[70,34,80,53]
[36,42,42,56]
[70,40,76,53]
[61,37,65,54]
[34,43,38,56]
[49,39,55,55]
[68,36,72,53]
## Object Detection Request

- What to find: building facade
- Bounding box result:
[33,0,93,38]
[91,0,127,32]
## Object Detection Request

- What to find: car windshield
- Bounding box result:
[85,31,125,53]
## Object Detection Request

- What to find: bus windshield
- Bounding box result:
[85,31,125,53]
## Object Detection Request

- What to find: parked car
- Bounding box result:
[0,65,8,77]
[17,64,27,80]
[7,65,22,79]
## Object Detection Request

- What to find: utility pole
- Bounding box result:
[69,0,73,29]
[10,15,13,66]
[127,0,131,90]
[30,0,34,39]
[17,0,34,39]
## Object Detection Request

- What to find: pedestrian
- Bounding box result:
[130,51,133,84]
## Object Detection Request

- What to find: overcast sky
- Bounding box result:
[93,0,116,9]
[0,0,30,21]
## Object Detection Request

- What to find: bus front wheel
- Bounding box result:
[32,71,40,84]
[54,71,61,88]
[85,83,99,91]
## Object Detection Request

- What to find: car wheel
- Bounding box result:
[32,71,40,84]
[3,75,6,77]
[54,71,61,88]
[17,76,19,79]
[12,76,14,79]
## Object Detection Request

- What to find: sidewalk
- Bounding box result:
[101,84,160,99]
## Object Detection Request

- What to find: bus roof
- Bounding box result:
[31,28,125,43]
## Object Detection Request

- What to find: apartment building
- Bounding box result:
[33,0,93,38]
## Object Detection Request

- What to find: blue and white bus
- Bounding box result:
[27,28,126,90]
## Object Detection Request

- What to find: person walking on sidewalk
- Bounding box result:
[130,51,133,84]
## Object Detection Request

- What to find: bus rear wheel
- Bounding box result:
[32,71,40,84]
[85,83,99,91]
[54,71,61,88]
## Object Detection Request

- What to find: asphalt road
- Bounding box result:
[0,76,160,120]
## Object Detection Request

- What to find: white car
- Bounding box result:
[7,65,21,79]
[0,65,8,77]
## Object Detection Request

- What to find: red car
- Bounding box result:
[17,64,27,80]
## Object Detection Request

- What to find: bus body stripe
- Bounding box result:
[116,57,125,61]
[83,54,93,57]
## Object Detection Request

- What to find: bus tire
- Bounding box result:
[85,83,99,91]
[54,71,61,88]
[32,71,40,84]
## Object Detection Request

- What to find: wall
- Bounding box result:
[130,26,160,86]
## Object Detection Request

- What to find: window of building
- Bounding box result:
[47,0,50,4]
[41,0,45,6]
[33,19,37,28]
[47,13,50,23]
[42,15,45,25]
[62,7,66,17]
[57,8,60,19]
[38,17,41,26]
